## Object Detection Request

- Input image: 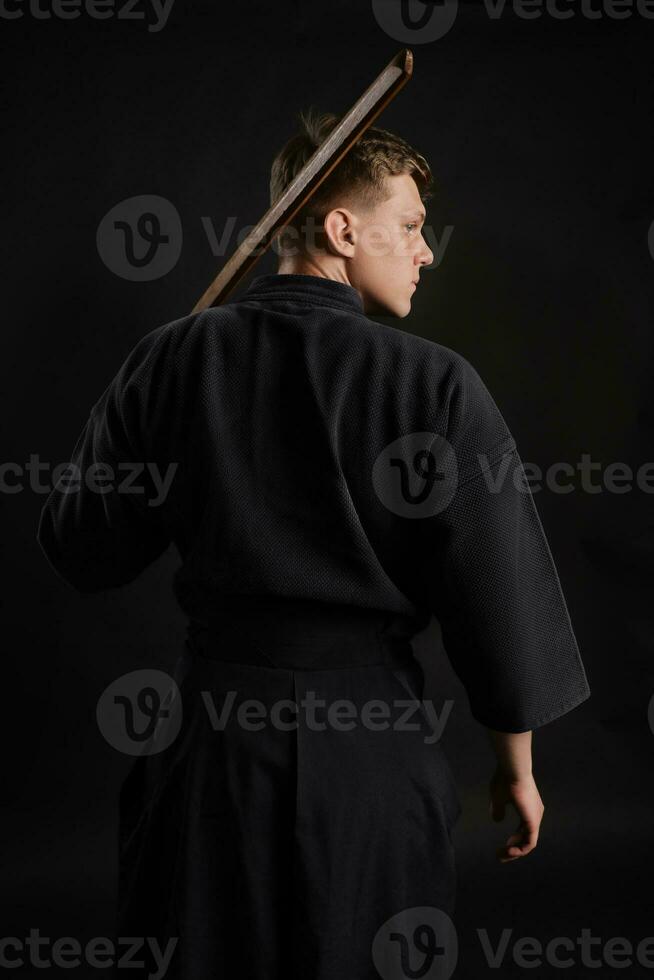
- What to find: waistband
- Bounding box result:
[185,598,416,671]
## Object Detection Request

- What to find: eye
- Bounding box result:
[405,223,417,234]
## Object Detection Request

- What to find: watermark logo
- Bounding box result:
[2,454,177,504]
[96,197,453,284]
[0,931,177,979]
[10,448,654,504]
[273,214,452,267]
[372,906,458,979]
[371,0,459,43]
[96,669,181,755]
[201,689,452,745]
[0,0,175,31]
[372,0,654,42]
[477,926,654,970]
[373,432,459,518]
[371,437,654,517]
[96,195,182,281]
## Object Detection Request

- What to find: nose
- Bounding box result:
[418,235,434,268]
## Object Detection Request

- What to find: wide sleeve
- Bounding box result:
[36,324,178,593]
[423,357,591,733]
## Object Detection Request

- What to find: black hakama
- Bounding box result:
[115,601,461,979]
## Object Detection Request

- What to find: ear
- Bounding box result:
[323,207,356,257]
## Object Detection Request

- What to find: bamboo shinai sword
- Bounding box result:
[191,48,414,313]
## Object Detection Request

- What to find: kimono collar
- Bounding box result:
[239,273,365,315]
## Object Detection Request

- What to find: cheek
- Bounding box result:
[360,250,393,285]
[362,227,406,266]
[375,241,409,276]
[354,232,411,296]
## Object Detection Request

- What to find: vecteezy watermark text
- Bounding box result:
[371,0,654,45]
[0,931,177,979]
[373,433,654,520]
[201,688,453,745]
[6,447,654,505]
[478,926,654,970]
[479,452,654,495]
[0,0,175,31]
[1,454,177,505]
[95,195,454,282]
[96,669,454,754]
[369,916,654,979]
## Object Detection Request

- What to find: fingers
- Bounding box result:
[496,821,540,863]
[489,775,545,862]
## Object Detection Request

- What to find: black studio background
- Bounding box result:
[2,0,654,976]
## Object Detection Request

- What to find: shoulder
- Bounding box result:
[329,311,467,374]
[349,316,489,403]
[432,346,517,483]
[124,307,238,369]
[96,311,213,402]
[354,323,517,481]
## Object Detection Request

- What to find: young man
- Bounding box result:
[37,109,590,978]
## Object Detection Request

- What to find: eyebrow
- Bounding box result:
[400,209,426,221]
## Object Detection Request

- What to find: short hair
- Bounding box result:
[269,106,433,257]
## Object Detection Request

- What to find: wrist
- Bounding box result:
[495,762,533,782]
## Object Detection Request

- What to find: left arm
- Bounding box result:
[37,325,177,592]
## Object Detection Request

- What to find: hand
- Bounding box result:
[489,767,545,863]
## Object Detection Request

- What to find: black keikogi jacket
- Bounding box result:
[37,272,591,733]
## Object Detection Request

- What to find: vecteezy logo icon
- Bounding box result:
[96,194,182,281]
[372,906,458,979]
[96,669,182,755]
[372,432,459,518]
[371,0,459,43]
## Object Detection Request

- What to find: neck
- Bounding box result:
[276,257,353,288]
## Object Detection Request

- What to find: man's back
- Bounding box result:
[37,271,589,734]
[159,272,489,630]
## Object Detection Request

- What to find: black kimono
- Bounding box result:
[37,272,590,979]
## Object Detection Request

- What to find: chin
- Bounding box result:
[391,299,412,318]
[366,296,411,318]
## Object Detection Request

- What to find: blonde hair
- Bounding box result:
[269,107,433,255]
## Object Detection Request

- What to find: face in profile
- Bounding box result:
[341,173,434,318]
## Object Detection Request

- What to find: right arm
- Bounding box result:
[486,728,545,863]
[415,355,589,860]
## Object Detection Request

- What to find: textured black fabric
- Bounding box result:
[37,272,590,732]
[114,613,461,979]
